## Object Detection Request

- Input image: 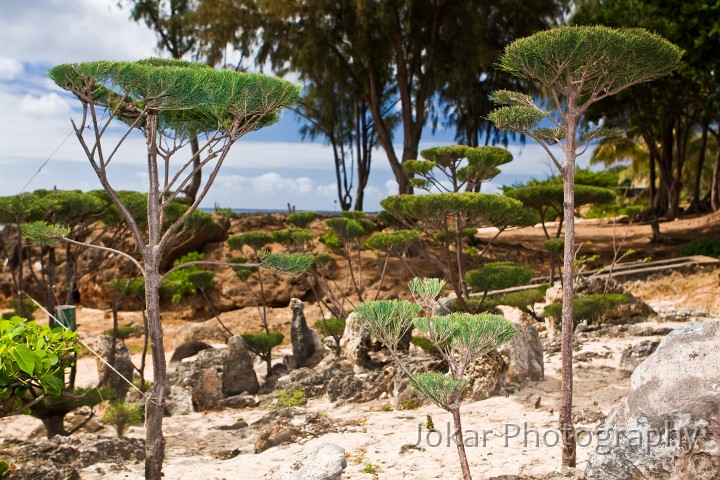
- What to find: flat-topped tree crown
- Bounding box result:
[48,58,301,138]
[496,26,683,111]
[404,145,513,192]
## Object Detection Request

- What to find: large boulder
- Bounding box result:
[223,336,260,396]
[338,313,374,370]
[270,443,347,480]
[586,321,720,480]
[89,335,134,400]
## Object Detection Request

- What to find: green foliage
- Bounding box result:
[409,278,446,305]
[313,252,333,267]
[258,251,314,275]
[681,238,720,258]
[361,462,381,474]
[228,232,274,252]
[381,193,534,231]
[412,372,469,407]
[364,230,420,256]
[320,230,342,249]
[228,256,256,282]
[313,318,346,339]
[505,184,617,214]
[109,277,145,297]
[465,262,534,294]
[241,331,284,357]
[161,252,205,303]
[544,294,628,328]
[49,59,302,135]
[20,221,71,246]
[406,145,514,192]
[0,459,8,477]
[496,26,682,104]
[0,317,78,414]
[543,238,565,255]
[104,326,137,340]
[270,228,314,251]
[188,271,215,291]
[325,215,374,243]
[585,203,647,219]
[276,386,307,408]
[354,300,421,350]
[287,211,318,229]
[500,289,546,320]
[103,402,143,438]
[397,396,423,411]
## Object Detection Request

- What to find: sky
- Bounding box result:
[0,0,592,212]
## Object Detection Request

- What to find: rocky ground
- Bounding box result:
[1,214,719,479]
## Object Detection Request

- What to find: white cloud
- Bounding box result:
[0,58,23,79]
[18,93,71,115]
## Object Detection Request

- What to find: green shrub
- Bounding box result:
[500,288,546,321]
[544,293,628,329]
[161,252,205,303]
[276,386,306,408]
[681,238,720,258]
[314,318,346,338]
[320,230,342,249]
[102,402,143,437]
[287,211,317,229]
[0,459,8,478]
[104,325,136,339]
[465,262,534,293]
[241,331,284,353]
[361,462,381,474]
[543,238,564,255]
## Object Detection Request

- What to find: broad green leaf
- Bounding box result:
[12,344,36,376]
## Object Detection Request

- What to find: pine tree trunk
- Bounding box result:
[41,414,66,438]
[144,263,166,480]
[712,144,720,211]
[450,406,472,480]
[560,117,577,468]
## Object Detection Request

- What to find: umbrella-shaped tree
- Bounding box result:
[39,58,301,479]
[488,26,681,466]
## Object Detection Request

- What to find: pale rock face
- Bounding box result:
[338,312,374,370]
[497,317,545,389]
[89,335,134,400]
[270,443,347,480]
[586,321,720,480]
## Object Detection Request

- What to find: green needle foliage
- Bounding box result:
[465,262,534,312]
[544,293,628,330]
[287,211,318,229]
[354,278,517,479]
[364,230,420,257]
[354,300,421,350]
[270,229,314,253]
[505,184,616,239]
[103,402,143,438]
[404,145,513,192]
[500,289,546,322]
[258,251,314,276]
[20,221,71,246]
[241,331,284,372]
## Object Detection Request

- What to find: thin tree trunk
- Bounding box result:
[144,266,166,480]
[47,246,56,327]
[186,136,202,203]
[691,125,708,211]
[450,405,472,480]
[560,117,577,468]
[41,414,66,438]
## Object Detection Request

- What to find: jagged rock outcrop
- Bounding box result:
[338,313,374,370]
[167,337,259,412]
[461,350,508,400]
[498,317,544,389]
[223,336,260,396]
[288,298,317,368]
[586,321,720,479]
